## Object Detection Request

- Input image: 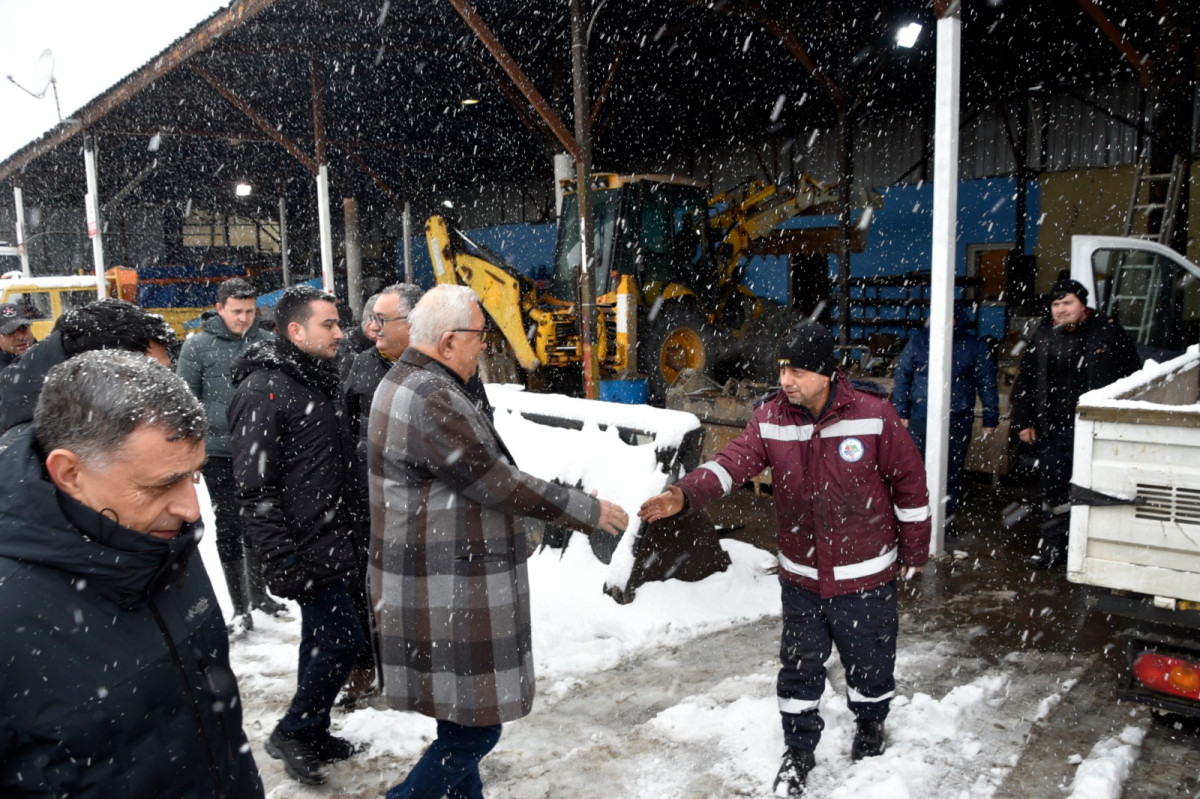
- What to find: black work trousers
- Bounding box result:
[777,579,899,752]
[204,456,246,563]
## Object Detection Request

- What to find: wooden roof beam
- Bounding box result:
[446,0,581,160]
[190,65,319,175]
[1076,0,1153,88]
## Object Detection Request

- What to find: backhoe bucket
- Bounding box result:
[486,385,730,603]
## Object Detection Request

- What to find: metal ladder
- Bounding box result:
[1108,261,1160,344]
[1124,153,1186,244]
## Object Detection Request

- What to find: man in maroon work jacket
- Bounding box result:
[639,320,930,798]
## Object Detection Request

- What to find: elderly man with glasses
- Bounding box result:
[369,285,627,799]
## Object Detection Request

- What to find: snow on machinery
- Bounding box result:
[427,171,881,401]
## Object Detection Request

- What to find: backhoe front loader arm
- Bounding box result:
[426,215,542,371]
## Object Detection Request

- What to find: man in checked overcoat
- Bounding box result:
[367,284,628,799]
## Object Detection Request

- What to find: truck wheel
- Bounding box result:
[641,304,720,401]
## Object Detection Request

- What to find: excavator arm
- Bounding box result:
[426,215,542,371]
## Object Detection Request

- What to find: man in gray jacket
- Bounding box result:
[177,277,284,629]
[369,285,628,799]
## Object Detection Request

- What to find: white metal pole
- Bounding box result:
[927,12,962,557]
[344,197,362,317]
[13,186,30,277]
[279,195,291,287]
[316,164,334,294]
[402,201,413,283]
[83,137,107,298]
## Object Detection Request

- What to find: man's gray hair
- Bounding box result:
[361,293,380,332]
[408,285,478,346]
[379,283,425,315]
[35,350,207,468]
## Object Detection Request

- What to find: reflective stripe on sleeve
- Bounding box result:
[777,552,819,580]
[894,503,930,522]
[699,461,734,495]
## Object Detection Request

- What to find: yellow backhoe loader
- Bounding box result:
[428,171,879,400]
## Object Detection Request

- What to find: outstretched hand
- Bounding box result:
[637,485,685,524]
[594,497,629,536]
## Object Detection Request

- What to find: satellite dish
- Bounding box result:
[29,50,55,98]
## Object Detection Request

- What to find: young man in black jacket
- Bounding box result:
[229,285,366,785]
[1011,278,1141,568]
[178,278,284,631]
[0,350,263,798]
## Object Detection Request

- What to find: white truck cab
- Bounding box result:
[1068,235,1200,717]
[1070,235,1200,362]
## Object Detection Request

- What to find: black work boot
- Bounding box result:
[245,546,289,616]
[220,559,253,633]
[313,732,361,762]
[773,747,815,797]
[851,719,886,761]
[266,729,326,785]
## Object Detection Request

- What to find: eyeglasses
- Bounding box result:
[369,312,408,326]
[450,323,492,340]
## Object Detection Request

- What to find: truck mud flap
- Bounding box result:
[1069,483,1146,507]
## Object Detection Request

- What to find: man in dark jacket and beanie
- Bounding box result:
[1011,277,1141,568]
[891,302,1000,528]
[370,285,628,799]
[229,285,366,785]
[0,298,176,434]
[640,320,930,798]
[178,277,284,630]
[0,350,263,798]
[340,282,423,707]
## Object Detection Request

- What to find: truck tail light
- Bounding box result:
[1133,652,1200,701]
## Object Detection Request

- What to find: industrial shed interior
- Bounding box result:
[0,0,1196,340]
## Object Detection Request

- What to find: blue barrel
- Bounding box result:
[599,377,649,405]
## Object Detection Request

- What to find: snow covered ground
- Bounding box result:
[196,478,1152,798]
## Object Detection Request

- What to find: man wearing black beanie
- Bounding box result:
[639,319,930,797]
[1011,277,1141,568]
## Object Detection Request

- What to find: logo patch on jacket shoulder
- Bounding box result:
[187,597,210,621]
[838,437,865,462]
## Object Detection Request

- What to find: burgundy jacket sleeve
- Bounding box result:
[876,402,932,567]
[674,414,770,513]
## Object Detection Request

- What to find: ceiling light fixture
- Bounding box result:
[896,22,922,49]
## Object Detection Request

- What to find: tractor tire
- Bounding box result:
[742,305,799,384]
[641,303,721,402]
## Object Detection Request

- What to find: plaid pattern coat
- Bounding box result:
[368,349,602,726]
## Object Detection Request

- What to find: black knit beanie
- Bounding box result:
[776,320,835,376]
[1050,278,1088,303]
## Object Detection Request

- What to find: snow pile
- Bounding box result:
[1067,724,1148,799]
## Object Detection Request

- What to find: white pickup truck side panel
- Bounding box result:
[1068,347,1200,602]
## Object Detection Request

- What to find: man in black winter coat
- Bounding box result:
[1011,278,1142,568]
[340,282,423,706]
[229,285,366,785]
[0,350,263,798]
